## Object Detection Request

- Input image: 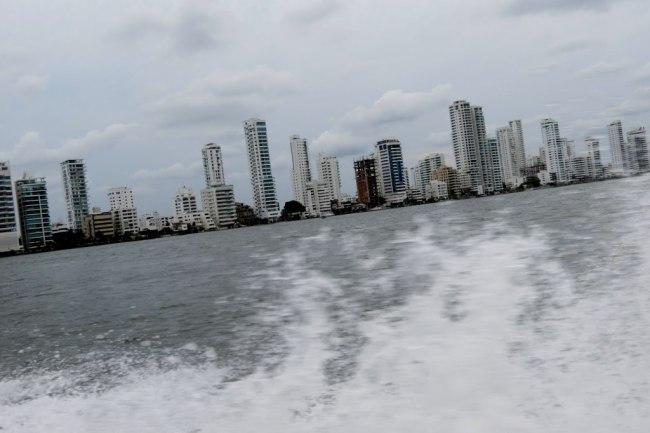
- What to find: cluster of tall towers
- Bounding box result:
[449,100,527,195]
[288,134,342,217]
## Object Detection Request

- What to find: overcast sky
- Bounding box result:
[1,0,649,220]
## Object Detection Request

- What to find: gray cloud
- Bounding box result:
[131,161,201,181]
[114,6,225,54]
[145,67,298,129]
[547,38,597,55]
[575,61,627,78]
[286,0,343,25]
[503,0,628,15]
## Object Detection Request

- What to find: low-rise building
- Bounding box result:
[305,180,332,217]
[83,211,116,240]
[425,180,449,200]
[201,185,237,229]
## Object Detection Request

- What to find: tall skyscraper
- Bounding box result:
[608,121,627,172]
[496,127,517,186]
[416,153,445,193]
[108,187,138,234]
[354,156,379,207]
[627,127,648,171]
[0,162,19,252]
[541,119,569,183]
[201,142,237,228]
[485,137,503,191]
[508,120,526,175]
[375,138,407,205]
[449,100,491,194]
[202,143,225,187]
[290,135,312,205]
[15,175,52,251]
[585,137,603,178]
[243,118,280,221]
[319,154,342,202]
[60,159,89,231]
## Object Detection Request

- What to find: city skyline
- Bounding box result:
[1,1,649,220]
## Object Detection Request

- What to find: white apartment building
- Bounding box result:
[375,138,407,205]
[608,120,627,173]
[416,153,445,194]
[425,179,449,200]
[496,126,518,187]
[244,118,280,221]
[202,143,225,187]
[304,180,332,217]
[485,137,503,191]
[585,137,603,178]
[627,127,648,171]
[60,159,90,232]
[201,185,237,228]
[139,211,162,232]
[0,161,19,252]
[541,119,569,183]
[319,154,342,202]
[201,141,237,228]
[174,186,198,216]
[290,135,312,205]
[108,186,138,234]
[509,120,526,175]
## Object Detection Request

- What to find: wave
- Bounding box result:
[2,212,650,432]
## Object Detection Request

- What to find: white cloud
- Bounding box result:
[14,74,48,95]
[131,161,202,180]
[342,85,452,128]
[312,130,368,157]
[1,123,135,165]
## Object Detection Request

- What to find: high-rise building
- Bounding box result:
[290,135,312,205]
[540,119,569,183]
[202,143,225,187]
[354,156,380,207]
[449,100,487,194]
[243,118,280,221]
[108,186,138,235]
[201,185,236,228]
[585,137,603,178]
[416,153,445,194]
[304,180,332,217]
[608,121,627,173]
[485,137,503,191]
[174,186,198,217]
[496,127,518,187]
[60,159,89,232]
[375,138,407,205]
[0,162,19,252]
[571,156,590,179]
[561,138,575,179]
[15,175,52,251]
[508,120,526,175]
[627,127,648,172]
[200,142,237,229]
[319,154,342,202]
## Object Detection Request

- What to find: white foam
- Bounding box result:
[2,217,650,432]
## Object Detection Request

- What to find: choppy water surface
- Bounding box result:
[1,176,650,432]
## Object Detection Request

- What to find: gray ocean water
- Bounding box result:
[1,175,650,432]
